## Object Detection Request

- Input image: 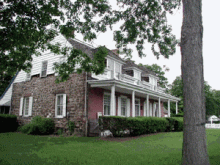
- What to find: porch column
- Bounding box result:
[158,97,161,117]
[176,101,178,114]
[111,84,115,116]
[168,99,170,117]
[146,94,149,116]
[132,91,135,117]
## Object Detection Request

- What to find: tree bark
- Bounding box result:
[181,0,210,164]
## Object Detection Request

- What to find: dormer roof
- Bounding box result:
[122,60,157,76]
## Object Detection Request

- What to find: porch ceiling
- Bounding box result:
[87,79,180,102]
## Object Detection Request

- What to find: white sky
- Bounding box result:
[76,1,220,90]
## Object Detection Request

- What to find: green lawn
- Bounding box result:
[0,130,219,165]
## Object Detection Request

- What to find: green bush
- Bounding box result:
[165,117,183,132]
[0,114,18,133]
[172,117,183,131]
[99,116,168,137]
[20,116,55,135]
[68,121,75,135]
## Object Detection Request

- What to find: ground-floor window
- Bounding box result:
[104,94,111,116]
[55,94,66,118]
[121,98,127,116]
[135,99,140,116]
[19,97,33,117]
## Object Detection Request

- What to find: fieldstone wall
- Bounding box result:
[11,73,87,136]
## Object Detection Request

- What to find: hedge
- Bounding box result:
[20,116,55,135]
[0,114,18,133]
[99,116,169,137]
[165,117,183,132]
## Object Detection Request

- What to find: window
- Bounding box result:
[19,97,33,117]
[135,99,140,116]
[104,94,111,116]
[121,98,127,116]
[41,61,48,77]
[115,62,121,79]
[26,72,31,81]
[55,94,66,118]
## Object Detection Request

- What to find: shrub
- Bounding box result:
[21,116,55,135]
[172,117,183,131]
[0,114,18,133]
[68,121,75,135]
[165,117,183,132]
[165,118,175,132]
[99,116,168,137]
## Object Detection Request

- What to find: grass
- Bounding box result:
[0,130,219,165]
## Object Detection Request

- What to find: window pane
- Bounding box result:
[23,97,29,116]
[121,98,127,116]
[57,106,63,116]
[104,95,111,115]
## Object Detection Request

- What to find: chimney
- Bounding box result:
[111,49,119,56]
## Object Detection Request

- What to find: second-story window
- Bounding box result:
[115,62,121,79]
[41,61,48,77]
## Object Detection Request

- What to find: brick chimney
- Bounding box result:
[111,49,119,56]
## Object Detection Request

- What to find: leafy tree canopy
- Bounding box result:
[169,76,220,117]
[138,63,169,88]
[1,0,181,95]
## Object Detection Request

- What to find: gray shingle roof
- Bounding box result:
[67,38,157,76]
[67,38,124,63]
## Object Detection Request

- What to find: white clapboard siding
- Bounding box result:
[0,34,73,106]
[31,34,72,76]
[0,70,27,106]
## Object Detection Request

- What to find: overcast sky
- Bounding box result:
[76,1,220,90]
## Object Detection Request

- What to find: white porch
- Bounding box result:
[88,79,180,118]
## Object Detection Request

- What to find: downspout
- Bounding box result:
[84,72,88,136]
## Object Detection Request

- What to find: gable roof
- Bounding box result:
[67,38,125,63]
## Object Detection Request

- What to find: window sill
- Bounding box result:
[55,116,64,118]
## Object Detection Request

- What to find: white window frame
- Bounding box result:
[103,93,111,116]
[55,94,66,118]
[135,99,140,117]
[19,97,33,117]
[41,61,48,77]
[26,71,31,81]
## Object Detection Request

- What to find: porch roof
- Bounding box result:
[87,79,180,102]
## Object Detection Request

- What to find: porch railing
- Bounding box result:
[91,70,166,93]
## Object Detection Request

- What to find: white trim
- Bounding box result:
[118,96,121,116]
[158,97,161,117]
[132,91,135,117]
[87,80,180,102]
[168,99,170,117]
[55,94,66,118]
[40,61,48,77]
[19,97,23,116]
[28,96,33,116]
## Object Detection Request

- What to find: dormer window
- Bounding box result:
[125,70,134,77]
[41,61,48,77]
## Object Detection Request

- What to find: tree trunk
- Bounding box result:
[181,0,210,164]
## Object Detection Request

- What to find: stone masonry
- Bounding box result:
[11,73,87,136]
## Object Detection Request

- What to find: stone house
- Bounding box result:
[0,34,180,136]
